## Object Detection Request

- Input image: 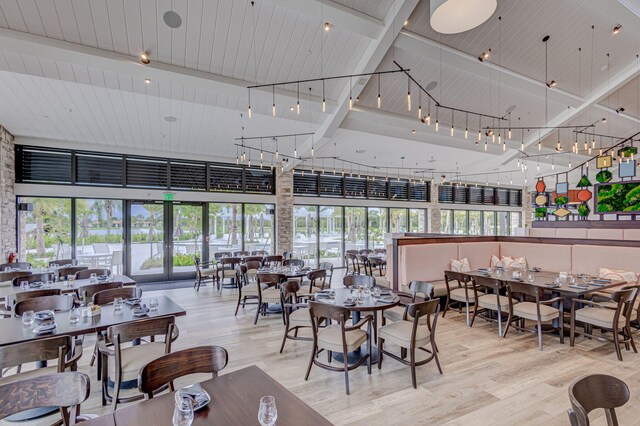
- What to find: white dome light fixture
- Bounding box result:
[430,0,497,34]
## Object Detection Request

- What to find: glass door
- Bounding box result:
[128,201,166,281]
[170,203,204,279]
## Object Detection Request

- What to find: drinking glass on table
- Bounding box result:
[21,311,35,326]
[89,273,97,284]
[20,280,28,291]
[68,308,80,324]
[258,395,278,426]
[67,275,75,286]
[172,393,194,426]
[526,271,536,283]
[113,297,123,313]
[149,297,159,311]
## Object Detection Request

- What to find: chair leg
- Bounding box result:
[470,304,479,327]
[343,352,350,395]
[304,345,316,381]
[400,347,407,359]
[367,334,372,375]
[628,327,638,353]
[537,320,543,351]
[613,329,623,361]
[432,337,443,374]
[234,295,242,316]
[442,295,450,318]
[377,337,383,369]
[100,355,109,406]
[465,300,471,326]
[327,350,332,363]
[111,369,121,412]
[279,327,289,354]
[409,347,417,389]
[254,303,261,325]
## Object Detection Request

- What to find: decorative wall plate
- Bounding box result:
[552,208,571,218]
[535,194,548,206]
[596,155,612,169]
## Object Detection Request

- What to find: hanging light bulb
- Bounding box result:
[484,141,488,151]
[465,128,468,139]
[272,86,276,116]
[498,134,502,144]
[407,77,411,111]
[492,133,495,143]
[450,124,454,136]
[537,162,540,172]
[508,128,512,139]
[521,141,524,151]
[503,141,506,151]
[377,74,381,109]
[538,141,541,151]
[435,120,439,132]
[322,81,326,113]
[592,139,596,149]
[478,129,481,141]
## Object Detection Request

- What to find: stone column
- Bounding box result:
[275,169,293,255]
[0,126,16,260]
[428,181,441,233]
[523,188,533,229]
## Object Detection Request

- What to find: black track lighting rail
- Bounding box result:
[246,69,408,90]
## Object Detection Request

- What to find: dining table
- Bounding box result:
[465,269,626,333]
[0,274,136,309]
[0,295,185,347]
[315,286,399,364]
[84,365,332,426]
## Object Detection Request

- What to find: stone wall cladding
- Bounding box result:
[275,169,293,255]
[0,126,16,260]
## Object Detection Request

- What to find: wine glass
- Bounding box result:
[113,297,123,312]
[258,395,277,426]
[22,311,35,326]
[527,271,536,283]
[68,308,80,324]
[89,273,98,284]
[172,393,194,426]
[149,297,159,311]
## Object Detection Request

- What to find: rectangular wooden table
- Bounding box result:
[0,295,185,346]
[85,365,331,426]
[465,270,626,297]
[0,274,136,308]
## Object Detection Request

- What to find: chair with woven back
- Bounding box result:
[378,299,443,388]
[57,266,89,281]
[76,282,123,305]
[505,281,564,350]
[14,294,77,316]
[570,286,638,361]
[279,281,314,353]
[0,372,90,426]
[98,316,178,410]
[75,269,110,280]
[470,275,516,337]
[253,273,287,325]
[217,257,241,293]
[305,301,372,395]
[567,374,630,426]
[443,271,475,326]
[193,256,216,292]
[49,259,76,267]
[12,273,56,287]
[138,346,228,399]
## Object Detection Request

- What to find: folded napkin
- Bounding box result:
[35,310,54,321]
[33,322,56,334]
[124,298,141,306]
[132,306,150,316]
[530,267,542,272]
[375,296,396,303]
[569,284,589,290]
[545,283,561,288]
[178,383,210,411]
[343,298,356,306]
[29,282,44,289]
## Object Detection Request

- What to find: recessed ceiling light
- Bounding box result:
[355,149,366,153]
[602,117,607,123]
[412,129,416,134]
[163,10,182,29]
[546,80,557,88]
[324,22,331,31]
[404,20,408,26]
[144,78,151,85]
[140,52,150,64]
[478,49,491,62]
[164,116,178,123]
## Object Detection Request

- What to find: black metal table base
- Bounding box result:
[332,344,378,364]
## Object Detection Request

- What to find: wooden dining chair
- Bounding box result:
[305,269,327,293]
[368,257,387,278]
[343,274,376,288]
[0,262,30,270]
[14,294,77,316]
[76,282,123,305]
[0,272,32,288]
[359,249,374,255]
[283,258,305,268]
[233,250,250,256]
[356,254,372,276]
[570,286,638,361]
[244,260,262,282]
[193,256,216,292]
[14,288,62,304]
[443,270,475,326]
[138,345,228,399]
[49,259,76,267]
[98,316,178,410]
[345,253,362,275]
[75,268,110,280]
[92,287,142,305]
[251,250,268,256]
[11,273,56,287]
[378,299,443,388]
[279,281,313,353]
[318,262,334,288]
[263,255,283,267]
[567,374,630,426]
[470,275,516,337]
[305,301,372,395]
[0,372,90,426]
[505,281,564,350]
[57,266,89,281]
[382,281,434,326]
[253,273,286,325]
[217,257,241,293]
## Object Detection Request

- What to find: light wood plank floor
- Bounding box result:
[6,271,640,426]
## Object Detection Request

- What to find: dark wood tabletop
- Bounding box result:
[465,270,626,297]
[315,287,399,312]
[1,275,136,308]
[0,295,185,346]
[85,365,332,426]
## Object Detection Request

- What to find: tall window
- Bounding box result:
[497,212,510,236]
[244,204,275,255]
[319,206,343,267]
[483,211,496,235]
[510,212,521,234]
[75,199,124,273]
[293,205,318,266]
[344,207,366,252]
[468,211,482,235]
[389,208,408,232]
[409,208,425,233]
[208,203,242,259]
[367,207,387,249]
[440,210,452,234]
[18,197,72,268]
[453,210,468,235]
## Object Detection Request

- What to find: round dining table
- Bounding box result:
[315,287,399,364]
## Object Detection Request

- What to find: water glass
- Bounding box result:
[258,395,277,426]
[68,308,80,324]
[568,274,577,286]
[21,311,35,326]
[20,280,28,290]
[495,268,503,278]
[149,297,159,311]
[89,273,98,284]
[3,267,9,272]
[67,275,75,285]
[527,271,536,283]
[113,297,123,312]
[44,280,53,288]
[172,393,194,426]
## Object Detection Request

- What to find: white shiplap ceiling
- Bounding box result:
[0,0,638,185]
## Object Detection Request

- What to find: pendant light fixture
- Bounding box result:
[377,73,381,109]
[407,77,412,111]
